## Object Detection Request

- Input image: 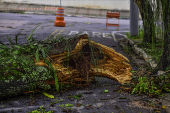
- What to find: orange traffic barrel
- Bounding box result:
[54,7,65,27]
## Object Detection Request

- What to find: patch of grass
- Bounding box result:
[143,45,163,62]
[68,94,83,100]
[124,24,169,97]
[28,105,53,113]
[6,26,13,28]
[126,25,163,62]
[126,25,144,40]
[129,71,170,97]
[1,11,9,13]
[59,103,73,112]
[48,21,54,23]
[18,12,25,14]
[0,25,64,94]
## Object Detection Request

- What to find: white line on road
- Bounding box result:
[102,33,112,39]
[68,31,79,35]
[111,31,117,42]
[92,32,101,38]
[53,29,66,39]
[68,31,113,39]
[43,29,59,41]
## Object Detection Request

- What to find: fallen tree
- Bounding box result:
[0,34,132,99]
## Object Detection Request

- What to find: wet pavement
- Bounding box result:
[0,77,160,113]
[0,12,167,113]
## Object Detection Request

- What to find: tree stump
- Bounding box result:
[0,34,132,99]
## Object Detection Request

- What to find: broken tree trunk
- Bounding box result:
[0,34,132,99]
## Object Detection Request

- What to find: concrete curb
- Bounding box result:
[116,33,157,70]
[116,33,170,113]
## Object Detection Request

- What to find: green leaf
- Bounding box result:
[131,70,136,73]
[0,41,5,45]
[13,45,21,49]
[15,34,18,45]
[13,51,20,55]
[0,45,9,49]
[35,49,39,62]
[41,49,46,58]
[12,69,19,74]
[13,55,17,59]
[0,49,6,53]
[104,90,109,93]
[65,103,73,107]
[42,92,54,99]
[29,43,35,49]
[6,59,13,64]
[54,72,59,92]
[7,35,14,45]
[41,49,59,92]
[59,104,64,108]
[163,84,170,88]
[27,25,40,42]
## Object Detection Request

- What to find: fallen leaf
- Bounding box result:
[42,92,54,99]
[104,90,109,93]
[162,106,166,109]
[76,103,82,107]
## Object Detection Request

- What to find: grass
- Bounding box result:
[0,25,105,97]
[123,25,170,97]
[0,29,67,112]
[67,94,83,100]
[0,25,61,93]
[59,103,73,111]
[48,21,54,23]
[18,12,25,14]
[6,26,13,28]
[126,26,163,62]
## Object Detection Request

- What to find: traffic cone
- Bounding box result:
[54,7,65,27]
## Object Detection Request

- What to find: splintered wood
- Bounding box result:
[35,34,132,85]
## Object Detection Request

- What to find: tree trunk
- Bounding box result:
[135,0,156,45]
[153,0,170,72]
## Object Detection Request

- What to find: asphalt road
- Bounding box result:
[0,13,166,113]
[0,12,142,45]
[0,12,142,62]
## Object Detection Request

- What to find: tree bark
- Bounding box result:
[153,0,170,72]
[135,0,156,45]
